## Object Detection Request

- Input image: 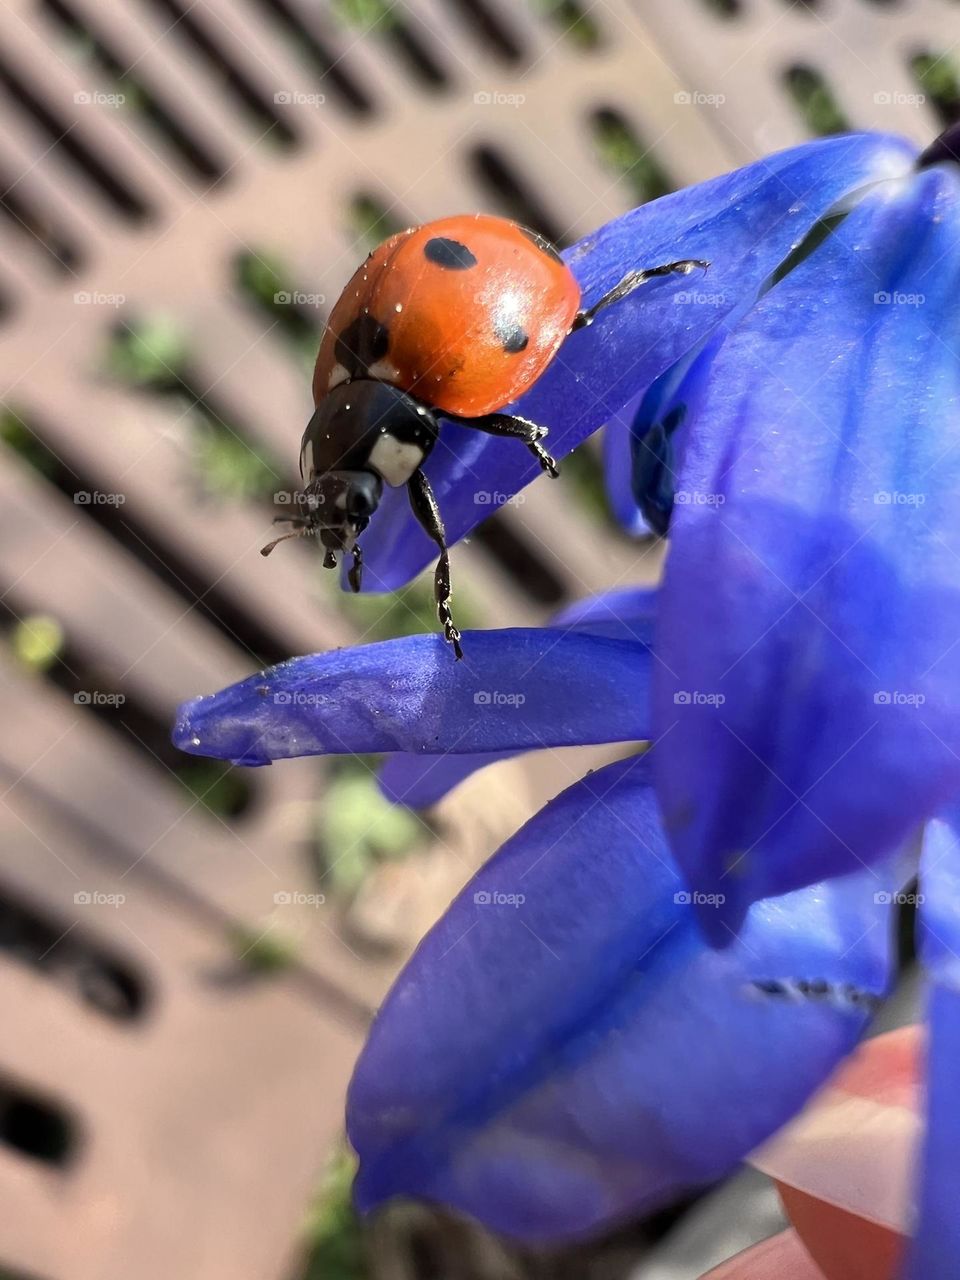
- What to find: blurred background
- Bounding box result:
[0,0,953,1276]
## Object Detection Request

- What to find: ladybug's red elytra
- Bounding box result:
[262,213,708,658]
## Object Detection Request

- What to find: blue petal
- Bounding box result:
[602,410,653,536]
[907,985,960,1280]
[653,161,960,941]
[919,810,960,986]
[172,629,649,765]
[909,810,960,1278]
[348,754,895,1242]
[360,134,915,591]
[378,585,657,807]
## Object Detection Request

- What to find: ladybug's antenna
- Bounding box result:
[260,514,343,558]
[260,527,311,556]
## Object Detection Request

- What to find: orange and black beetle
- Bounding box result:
[263,213,706,658]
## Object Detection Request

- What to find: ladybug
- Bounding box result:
[262,214,707,658]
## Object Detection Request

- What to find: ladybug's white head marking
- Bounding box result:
[368,433,426,488]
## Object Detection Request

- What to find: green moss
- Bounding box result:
[10,614,66,673]
[174,759,251,819]
[913,51,960,124]
[105,317,285,502]
[191,424,281,501]
[591,111,672,203]
[333,0,397,31]
[0,409,60,479]
[347,194,406,254]
[301,1148,366,1280]
[319,768,421,895]
[561,444,612,526]
[233,249,321,368]
[533,0,601,47]
[784,66,849,136]
[105,316,189,391]
[229,924,300,974]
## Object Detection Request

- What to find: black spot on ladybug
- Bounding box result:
[336,313,390,377]
[494,315,529,354]
[424,237,478,270]
[519,226,564,264]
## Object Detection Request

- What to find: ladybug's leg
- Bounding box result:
[408,469,463,660]
[452,412,559,478]
[347,542,364,593]
[571,258,709,330]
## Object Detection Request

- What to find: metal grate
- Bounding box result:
[0,0,956,1277]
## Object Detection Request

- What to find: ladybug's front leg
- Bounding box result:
[450,411,559,478]
[407,469,463,660]
[571,258,709,330]
[347,542,364,593]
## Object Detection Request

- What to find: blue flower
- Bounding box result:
[172,130,960,1255]
[349,755,896,1242]
[356,132,914,590]
[646,151,960,945]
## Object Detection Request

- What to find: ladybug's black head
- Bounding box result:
[260,468,383,560]
[301,380,441,490]
[313,469,383,552]
[261,379,438,563]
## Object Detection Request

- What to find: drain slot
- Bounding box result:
[589,107,672,204]
[39,0,227,186]
[470,144,565,245]
[912,50,960,126]
[0,886,148,1022]
[0,55,149,222]
[783,65,850,136]
[0,1082,76,1166]
[247,0,375,115]
[137,0,298,148]
[1,407,293,670]
[0,162,81,275]
[444,0,525,62]
[0,591,257,824]
[470,512,566,605]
